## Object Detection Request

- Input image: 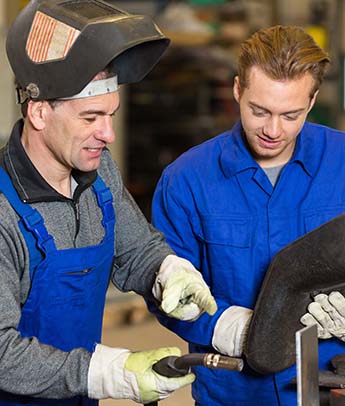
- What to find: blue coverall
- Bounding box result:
[151,120,345,405]
[0,169,115,406]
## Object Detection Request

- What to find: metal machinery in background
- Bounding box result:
[0,0,345,216]
[119,0,345,219]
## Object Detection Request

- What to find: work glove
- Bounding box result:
[212,306,253,357]
[300,291,345,341]
[153,254,217,320]
[88,344,195,403]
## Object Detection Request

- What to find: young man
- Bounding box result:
[151,25,345,405]
[0,1,217,405]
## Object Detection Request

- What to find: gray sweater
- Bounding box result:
[0,120,173,399]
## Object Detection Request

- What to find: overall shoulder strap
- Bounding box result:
[92,175,116,232]
[0,168,56,255]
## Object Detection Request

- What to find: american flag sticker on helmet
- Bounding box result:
[26,11,80,63]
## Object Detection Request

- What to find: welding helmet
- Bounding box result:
[6,0,170,102]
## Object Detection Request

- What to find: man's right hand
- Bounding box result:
[88,344,195,403]
[153,255,217,321]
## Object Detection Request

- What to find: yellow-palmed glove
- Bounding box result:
[153,255,217,320]
[88,344,195,403]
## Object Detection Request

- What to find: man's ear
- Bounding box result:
[26,101,48,130]
[233,76,241,103]
[308,89,319,113]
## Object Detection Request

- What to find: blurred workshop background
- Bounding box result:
[1,0,345,404]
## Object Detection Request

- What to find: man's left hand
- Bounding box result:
[300,291,345,341]
[153,255,217,321]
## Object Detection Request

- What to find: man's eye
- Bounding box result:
[284,114,298,121]
[252,110,267,117]
[84,117,96,123]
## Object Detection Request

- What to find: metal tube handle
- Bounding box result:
[144,353,243,405]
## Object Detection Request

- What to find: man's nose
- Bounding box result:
[99,115,115,143]
[263,116,282,139]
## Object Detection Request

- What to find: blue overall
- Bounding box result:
[0,169,115,405]
[151,120,345,405]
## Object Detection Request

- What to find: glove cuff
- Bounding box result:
[212,306,253,357]
[88,344,133,399]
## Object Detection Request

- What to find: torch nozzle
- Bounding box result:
[203,353,244,371]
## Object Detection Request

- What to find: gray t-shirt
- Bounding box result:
[263,164,285,186]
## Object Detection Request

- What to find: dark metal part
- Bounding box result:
[332,354,345,377]
[319,371,345,389]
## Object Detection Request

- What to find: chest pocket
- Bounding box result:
[196,216,252,302]
[198,216,251,248]
[304,208,345,234]
[196,215,251,272]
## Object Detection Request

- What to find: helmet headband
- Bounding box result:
[59,76,119,100]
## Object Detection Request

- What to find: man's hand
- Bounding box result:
[300,291,345,340]
[212,306,253,357]
[153,255,217,320]
[88,345,195,403]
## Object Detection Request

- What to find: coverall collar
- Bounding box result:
[1,119,97,203]
[220,120,319,178]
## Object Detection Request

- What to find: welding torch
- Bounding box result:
[145,353,243,406]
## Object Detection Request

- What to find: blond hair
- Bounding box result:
[238,25,330,97]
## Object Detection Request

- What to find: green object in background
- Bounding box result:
[341,55,345,112]
[188,0,226,4]
[308,103,335,127]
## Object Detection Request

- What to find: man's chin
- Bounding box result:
[253,149,285,166]
[74,161,100,173]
